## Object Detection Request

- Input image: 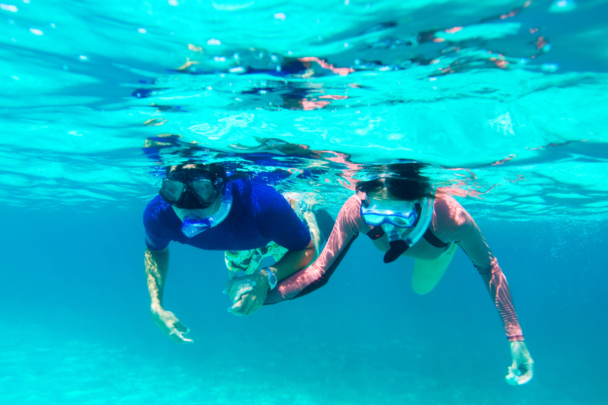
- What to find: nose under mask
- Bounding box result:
[175,191,209,209]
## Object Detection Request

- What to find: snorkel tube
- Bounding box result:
[383,197,434,263]
[182,182,233,238]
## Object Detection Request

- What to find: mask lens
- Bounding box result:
[362,213,385,226]
[160,179,186,203]
[361,202,417,228]
[390,215,413,228]
[191,179,218,203]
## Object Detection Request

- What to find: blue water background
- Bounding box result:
[1,205,606,404]
[2,0,608,403]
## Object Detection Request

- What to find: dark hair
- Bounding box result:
[356,163,433,201]
[165,163,227,180]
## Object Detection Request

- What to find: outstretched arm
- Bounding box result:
[145,247,168,310]
[145,247,192,343]
[265,195,370,303]
[456,217,524,341]
[439,197,533,385]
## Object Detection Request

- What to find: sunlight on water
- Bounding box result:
[0,0,607,218]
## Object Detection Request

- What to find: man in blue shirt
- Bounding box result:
[143,163,316,343]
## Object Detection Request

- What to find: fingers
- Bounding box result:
[233,284,254,302]
[229,292,262,316]
[228,294,263,316]
[167,318,192,343]
[154,309,193,343]
[506,341,534,385]
[228,294,251,316]
[244,300,262,316]
[223,278,242,295]
[225,278,251,295]
[230,279,256,298]
[224,279,256,301]
[169,327,194,344]
[517,363,533,385]
[225,274,266,317]
[174,321,190,334]
[223,279,236,294]
[505,362,533,386]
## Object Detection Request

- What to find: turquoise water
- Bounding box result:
[1,0,607,404]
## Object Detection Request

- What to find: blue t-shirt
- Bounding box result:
[143,179,311,252]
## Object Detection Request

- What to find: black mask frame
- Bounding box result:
[159,168,224,208]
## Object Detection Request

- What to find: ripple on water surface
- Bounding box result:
[0,0,606,219]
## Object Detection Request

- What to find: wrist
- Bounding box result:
[256,270,270,290]
[259,267,277,291]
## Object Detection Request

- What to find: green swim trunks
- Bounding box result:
[224,194,310,275]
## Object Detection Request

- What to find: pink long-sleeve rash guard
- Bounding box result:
[265,193,524,342]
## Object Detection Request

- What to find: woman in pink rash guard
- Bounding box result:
[264,168,534,386]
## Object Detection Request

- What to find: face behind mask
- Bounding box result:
[176,190,208,209]
[379,198,434,264]
[180,182,233,238]
[160,167,223,209]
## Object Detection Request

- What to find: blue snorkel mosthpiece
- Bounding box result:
[181,182,233,238]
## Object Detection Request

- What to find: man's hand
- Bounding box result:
[224,271,270,316]
[505,341,534,385]
[150,305,193,344]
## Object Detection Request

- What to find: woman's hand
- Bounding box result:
[505,341,534,385]
[224,271,270,316]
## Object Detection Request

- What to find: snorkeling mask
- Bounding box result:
[361,199,419,228]
[361,195,434,264]
[160,167,224,209]
[181,182,233,238]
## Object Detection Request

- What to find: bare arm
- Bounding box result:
[145,247,169,311]
[267,238,316,281]
[144,247,192,343]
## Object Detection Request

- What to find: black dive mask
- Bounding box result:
[159,168,224,209]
